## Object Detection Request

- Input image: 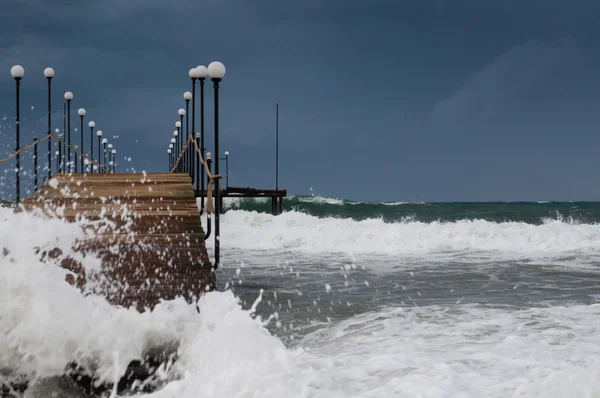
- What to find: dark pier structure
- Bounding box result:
[1,61,288,396]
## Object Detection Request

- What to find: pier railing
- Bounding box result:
[170,132,223,268]
[0,131,111,203]
[170,132,220,214]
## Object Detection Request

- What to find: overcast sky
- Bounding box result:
[1,0,599,202]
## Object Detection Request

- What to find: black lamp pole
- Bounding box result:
[179,114,184,172]
[88,122,94,173]
[225,152,229,189]
[44,68,54,180]
[107,146,112,173]
[103,141,107,173]
[185,97,190,176]
[97,132,102,173]
[11,66,23,203]
[56,129,61,173]
[33,138,38,192]
[176,128,180,171]
[62,102,66,172]
[78,109,85,172]
[200,75,206,210]
[190,71,197,193]
[65,93,72,173]
[211,70,223,269]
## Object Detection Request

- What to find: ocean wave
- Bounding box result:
[204,210,600,256]
[3,206,600,397]
[222,195,422,210]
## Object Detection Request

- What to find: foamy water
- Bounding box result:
[205,209,600,258]
[2,205,600,397]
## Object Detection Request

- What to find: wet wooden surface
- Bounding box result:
[19,173,215,311]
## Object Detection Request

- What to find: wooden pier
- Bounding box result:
[18,172,215,311]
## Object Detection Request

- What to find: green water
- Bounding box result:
[224,196,600,224]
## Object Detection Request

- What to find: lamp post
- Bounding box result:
[175,123,181,171]
[170,138,176,170]
[102,138,108,173]
[112,149,116,173]
[62,102,66,168]
[64,92,73,172]
[177,109,185,171]
[196,65,208,206]
[44,67,54,180]
[107,144,113,173]
[88,121,95,173]
[208,60,226,269]
[190,67,202,193]
[96,130,102,173]
[77,108,86,172]
[184,92,192,177]
[55,128,62,172]
[10,65,24,203]
[64,92,73,173]
[168,148,172,170]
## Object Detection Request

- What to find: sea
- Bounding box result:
[2,196,600,397]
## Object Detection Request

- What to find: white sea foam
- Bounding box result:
[2,208,600,397]
[298,195,345,205]
[203,210,600,257]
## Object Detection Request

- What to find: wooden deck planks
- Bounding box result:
[19,172,215,311]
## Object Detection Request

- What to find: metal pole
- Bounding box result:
[276,103,279,190]
[57,131,62,173]
[192,77,197,194]
[212,78,221,269]
[97,136,101,173]
[80,115,84,172]
[103,143,107,172]
[205,156,212,239]
[185,99,190,177]
[67,100,71,173]
[176,128,180,171]
[15,78,21,203]
[179,115,184,172]
[90,125,94,173]
[62,103,66,172]
[195,133,200,198]
[226,154,229,189]
[47,77,52,180]
[200,78,205,210]
[33,139,38,192]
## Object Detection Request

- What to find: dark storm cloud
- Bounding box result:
[1,0,600,201]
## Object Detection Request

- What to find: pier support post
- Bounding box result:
[278,196,283,215]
